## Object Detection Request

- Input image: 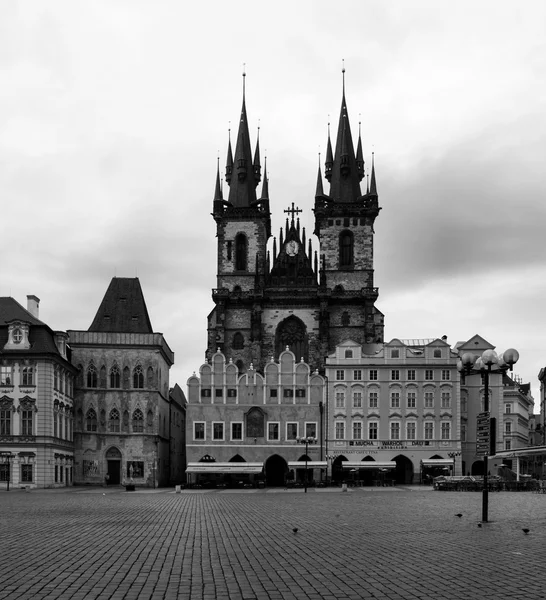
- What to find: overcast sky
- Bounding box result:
[2,1,545,405]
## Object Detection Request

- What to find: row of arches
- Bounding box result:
[78,363,157,390]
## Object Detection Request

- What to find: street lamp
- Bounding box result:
[296,436,317,493]
[458,347,519,522]
[448,451,461,476]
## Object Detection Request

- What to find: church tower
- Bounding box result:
[313,70,384,347]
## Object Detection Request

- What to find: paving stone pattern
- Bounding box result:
[1,487,546,600]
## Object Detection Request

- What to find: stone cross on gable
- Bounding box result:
[284,203,302,223]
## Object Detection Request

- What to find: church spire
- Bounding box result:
[369,152,378,197]
[325,122,333,182]
[260,158,269,201]
[225,127,233,185]
[356,119,364,181]
[214,156,223,202]
[253,125,261,185]
[226,70,259,207]
[315,160,325,197]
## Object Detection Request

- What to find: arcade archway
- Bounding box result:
[265,454,288,486]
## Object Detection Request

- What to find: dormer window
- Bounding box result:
[12,329,23,344]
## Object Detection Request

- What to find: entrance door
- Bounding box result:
[107,460,121,485]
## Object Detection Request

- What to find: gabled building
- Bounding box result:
[68,277,175,487]
[0,295,77,489]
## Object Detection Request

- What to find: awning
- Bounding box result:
[186,462,263,474]
[288,461,327,469]
[491,446,546,459]
[341,461,396,470]
[420,459,453,467]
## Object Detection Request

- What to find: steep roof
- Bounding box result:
[0,297,44,326]
[88,278,154,333]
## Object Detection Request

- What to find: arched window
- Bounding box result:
[235,233,247,271]
[339,231,354,267]
[233,332,244,350]
[147,366,154,388]
[132,409,144,432]
[110,365,120,388]
[341,311,350,326]
[133,365,144,389]
[109,408,120,432]
[86,408,97,432]
[87,364,98,388]
[275,316,308,363]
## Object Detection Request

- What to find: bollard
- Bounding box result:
[175,485,181,494]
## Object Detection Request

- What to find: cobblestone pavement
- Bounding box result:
[1,486,546,600]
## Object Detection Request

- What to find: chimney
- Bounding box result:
[27,295,40,319]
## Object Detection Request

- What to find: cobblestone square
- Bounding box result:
[1,487,545,600]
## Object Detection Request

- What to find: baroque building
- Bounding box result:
[0,295,77,489]
[207,75,384,374]
[68,277,178,487]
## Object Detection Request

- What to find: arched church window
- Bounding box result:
[275,316,308,363]
[133,365,144,389]
[87,364,97,388]
[110,365,120,388]
[233,332,244,350]
[132,409,144,432]
[108,408,120,432]
[339,231,354,267]
[235,233,248,271]
[86,408,97,432]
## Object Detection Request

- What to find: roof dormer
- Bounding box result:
[4,321,31,350]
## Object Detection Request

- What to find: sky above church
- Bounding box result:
[2,1,545,403]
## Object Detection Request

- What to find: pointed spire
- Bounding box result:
[302,227,306,250]
[260,157,269,200]
[214,156,223,202]
[225,127,233,185]
[279,227,284,247]
[356,119,364,181]
[369,152,378,196]
[325,122,333,182]
[315,161,325,197]
[272,236,277,261]
[253,124,261,185]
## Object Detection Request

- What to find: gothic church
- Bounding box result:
[208,75,384,373]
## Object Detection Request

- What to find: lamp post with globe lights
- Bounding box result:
[296,436,317,493]
[448,451,461,476]
[458,347,519,522]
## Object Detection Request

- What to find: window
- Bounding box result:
[22,367,34,386]
[461,397,467,413]
[505,404,511,414]
[369,391,378,408]
[461,425,466,442]
[233,332,244,350]
[434,349,442,358]
[505,422,512,434]
[110,365,121,388]
[109,409,120,432]
[227,241,232,261]
[215,389,223,398]
[268,422,279,441]
[335,421,345,440]
[231,422,243,441]
[86,364,97,388]
[0,464,10,482]
[201,388,211,398]
[305,423,317,438]
[353,370,362,381]
[407,392,416,409]
[390,422,400,440]
[132,409,144,432]
[86,409,97,432]
[284,389,294,398]
[369,370,378,381]
[133,365,144,389]
[391,370,400,381]
[194,422,205,440]
[269,389,278,398]
[353,391,362,408]
[335,391,345,409]
[286,422,298,440]
[336,370,345,381]
[0,409,11,435]
[369,422,378,440]
[21,410,33,436]
[345,349,353,359]
[54,367,59,390]
[342,312,350,326]
[295,388,306,398]
[406,422,416,440]
[339,231,353,267]
[441,369,450,381]
[505,440,511,450]
[21,464,33,483]
[424,392,434,408]
[353,421,363,440]
[58,413,63,439]
[441,392,451,408]
[126,462,144,478]
[213,422,224,441]
[235,233,248,271]
[391,349,400,359]
[441,422,450,440]
[407,369,416,381]
[390,391,400,409]
[227,389,237,398]
[425,369,433,381]
[424,422,434,440]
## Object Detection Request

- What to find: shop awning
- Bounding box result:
[420,459,453,467]
[341,461,396,470]
[186,462,263,474]
[288,461,327,469]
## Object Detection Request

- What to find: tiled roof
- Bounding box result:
[0,297,44,326]
[88,277,154,333]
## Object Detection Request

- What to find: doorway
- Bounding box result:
[107,460,121,485]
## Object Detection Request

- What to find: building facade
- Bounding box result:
[186,349,325,486]
[68,278,176,487]
[207,78,384,375]
[0,295,77,489]
[325,338,461,484]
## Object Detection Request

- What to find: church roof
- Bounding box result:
[88,277,154,333]
[0,297,44,326]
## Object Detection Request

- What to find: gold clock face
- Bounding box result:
[285,240,299,256]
